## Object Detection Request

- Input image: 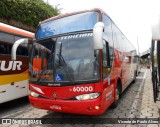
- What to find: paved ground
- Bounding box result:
[0,69,160,127]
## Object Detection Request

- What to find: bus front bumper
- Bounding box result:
[29,95,104,115]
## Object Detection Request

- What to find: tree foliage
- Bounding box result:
[0,0,60,31]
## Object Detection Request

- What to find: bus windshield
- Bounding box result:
[36,12,99,40]
[30,33,100,86]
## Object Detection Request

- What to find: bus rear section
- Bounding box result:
[0,22,34,103]
[12,9,137,115]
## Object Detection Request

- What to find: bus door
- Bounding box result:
[151,40,160,102]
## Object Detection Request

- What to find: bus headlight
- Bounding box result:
[30,91,39,97]
[75,93,100,100]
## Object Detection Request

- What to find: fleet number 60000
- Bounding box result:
[72,86,93,92]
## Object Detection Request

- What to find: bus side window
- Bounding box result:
[0,31,14,44]
[0,44,6,54]
[103,15,114,47]
[103,41,111,79]
[14,35,28,56]
[109,47,114,66]
[16,47,28,56]
[0,31,14,55]
[17,47,23,55]
[23,48,28,56]
[112,23,119,50]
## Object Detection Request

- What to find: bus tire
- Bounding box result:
[111,81,121,108]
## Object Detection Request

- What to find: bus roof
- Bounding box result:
[40,8,104,24]
[0,22,34,38]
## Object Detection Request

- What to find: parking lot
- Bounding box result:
[0,69,160,127]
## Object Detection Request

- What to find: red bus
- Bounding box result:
[12,8,137,115]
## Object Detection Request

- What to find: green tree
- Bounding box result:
[0,0,60,32]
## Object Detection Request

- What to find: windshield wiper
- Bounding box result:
[57,54,75,85]
[57,42,75,84]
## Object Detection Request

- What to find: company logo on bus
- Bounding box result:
[52,92,57,100]
[0,60,22,71]
[60,33,93,40]
[0,56,28,75]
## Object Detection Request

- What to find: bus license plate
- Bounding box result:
[50,105,62,110]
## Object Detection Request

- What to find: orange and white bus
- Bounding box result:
[12,8,137,115]
[0,22,34,103]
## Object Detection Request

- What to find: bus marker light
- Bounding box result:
[30,91,39,97]
[88,107,92,110]
[95,106,100,110]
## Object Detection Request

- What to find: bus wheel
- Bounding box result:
[111,83,121,108]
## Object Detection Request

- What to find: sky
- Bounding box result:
[44,0,160,54]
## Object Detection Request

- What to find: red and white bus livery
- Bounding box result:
[12,9,137,115]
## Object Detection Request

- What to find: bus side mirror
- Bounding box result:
[11,38,29,60]
[152,15,160,40]
[93,22,104,50]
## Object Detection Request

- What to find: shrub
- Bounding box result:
[0,0,60,32]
